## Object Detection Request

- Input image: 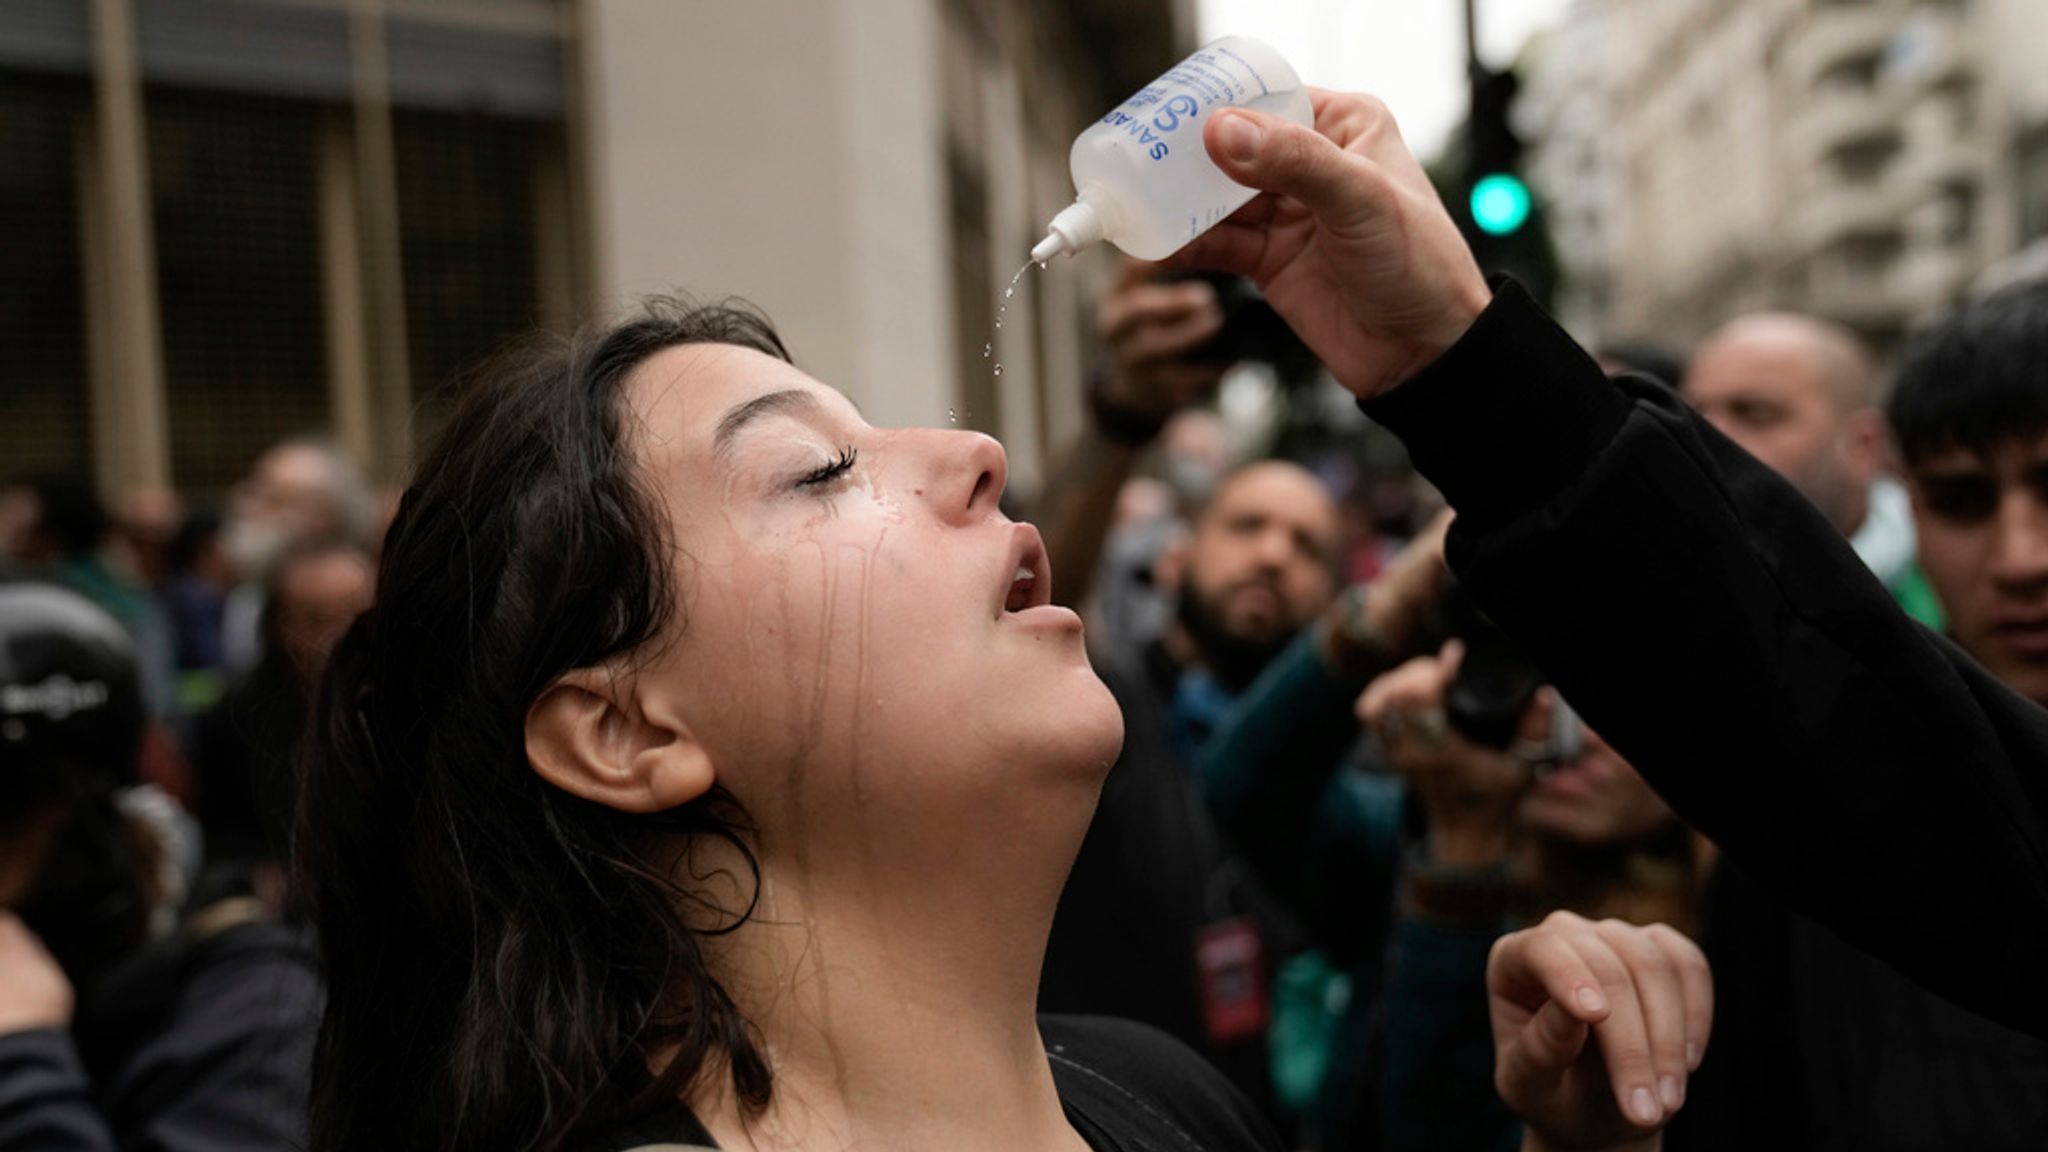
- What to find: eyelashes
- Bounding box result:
[796,446,858,488]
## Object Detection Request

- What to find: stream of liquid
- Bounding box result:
[979,259,1045,388]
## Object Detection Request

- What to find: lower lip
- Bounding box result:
[1005,604,1084,632]
[1994,625,2048,657]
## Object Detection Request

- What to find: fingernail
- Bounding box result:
[1686,1041,1700,1070]
[1217,113,1262,163]
[1630,1087,1661,1126]
[1658,1075,1681,1111]
[1575,986,1606,1014]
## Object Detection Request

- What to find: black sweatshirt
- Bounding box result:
[1364,279,2048,1040]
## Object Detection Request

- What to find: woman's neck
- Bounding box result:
[687,845,1093,1152]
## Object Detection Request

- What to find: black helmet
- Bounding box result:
[0,582,145,806]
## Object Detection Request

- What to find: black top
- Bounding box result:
[603,1015,1283,1152]
[1669,861,2048,1150]
[1366,278,2048,1038]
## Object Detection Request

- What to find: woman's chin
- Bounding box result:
[1059,677,1126,774]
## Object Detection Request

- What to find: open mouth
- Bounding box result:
[1001,525,1053,617]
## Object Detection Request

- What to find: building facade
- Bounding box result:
[1521,0,2048,353]
[0,0,1189,502]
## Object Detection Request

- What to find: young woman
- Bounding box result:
[294,102,1711,1152]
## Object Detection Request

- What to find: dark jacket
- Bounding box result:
[1367,278,2048,1039]
[0,915,320,1152]
[1350,280,2048,1147]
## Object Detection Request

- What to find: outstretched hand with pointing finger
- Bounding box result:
[1168,90,1493,403]
[1488,911,1713,1152]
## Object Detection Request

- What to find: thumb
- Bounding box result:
[1435,638,1466,687]
[1206,108,1373,226]
[1498,998,1591,1103]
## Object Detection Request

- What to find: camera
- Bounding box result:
[1163,272,1322,387]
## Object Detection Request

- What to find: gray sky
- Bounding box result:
[1196,0,1573,162]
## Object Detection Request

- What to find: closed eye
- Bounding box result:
[797,447,858,488]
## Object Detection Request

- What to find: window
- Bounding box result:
[0,72,90,480]
[148,87,326,495]
[2019,125,2048,245]
[393,109,549,448]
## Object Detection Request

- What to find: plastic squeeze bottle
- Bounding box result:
[1033,35,1313,263]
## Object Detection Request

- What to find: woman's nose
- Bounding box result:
[903,428,1007,525]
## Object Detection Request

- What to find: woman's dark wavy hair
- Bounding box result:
[295,299,790,1152]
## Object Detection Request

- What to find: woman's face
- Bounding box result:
[621,343,1123,873]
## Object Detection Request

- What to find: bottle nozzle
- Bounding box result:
[1034,198,1105,263]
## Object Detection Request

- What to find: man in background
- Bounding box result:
[1683,312,1942,624]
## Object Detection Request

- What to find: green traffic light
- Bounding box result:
[1470,173,1532,236]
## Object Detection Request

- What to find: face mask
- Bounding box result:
[220,517,292,582]
[1163,455,1220,511]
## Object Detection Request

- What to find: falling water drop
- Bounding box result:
[948,407,957,424]
[984,259,1041,386]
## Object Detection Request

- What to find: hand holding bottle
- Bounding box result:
[1169,89,1494,403]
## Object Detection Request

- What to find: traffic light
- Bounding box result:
[1470,173,1533,236]
[1452,65,1557,308]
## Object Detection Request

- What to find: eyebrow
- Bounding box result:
[713,389,824,459]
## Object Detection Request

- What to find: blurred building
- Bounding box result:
[1,0,1190,502]
[1520,0,2048,353]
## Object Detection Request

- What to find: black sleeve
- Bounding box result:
[0,1028,120,1151]
[1364,280,2048,1038]
[96,925,321,1152]
[1040,1015,1285,1152]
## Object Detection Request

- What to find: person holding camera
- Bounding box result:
[1035,257,1235,621]
[1350,645,1699,1152]
[1193,511,1698,1150]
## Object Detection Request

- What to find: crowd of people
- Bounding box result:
[3,83,2046,1152]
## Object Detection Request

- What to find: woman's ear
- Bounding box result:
[525,665,715,813]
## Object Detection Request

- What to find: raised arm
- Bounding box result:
[1158,88,2048,1037]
